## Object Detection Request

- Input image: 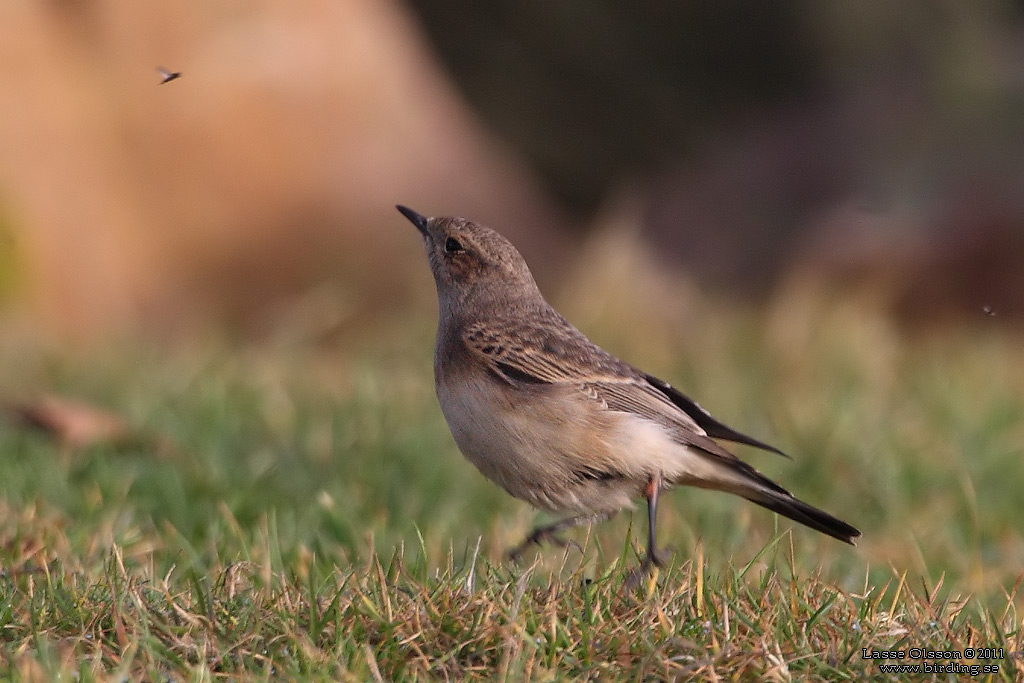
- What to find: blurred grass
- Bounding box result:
[1,272,1023,677]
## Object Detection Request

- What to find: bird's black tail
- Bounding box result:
[746,489,860,545]
[678,435,860,545]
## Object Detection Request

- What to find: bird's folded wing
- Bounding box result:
[643,374,787,457]
[583,379,741,461]
[587,378,793,497]
[462,316,784,462]
[463,319,722,453]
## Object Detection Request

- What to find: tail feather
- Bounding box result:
[681,438,861,545]
[746,489,860,545]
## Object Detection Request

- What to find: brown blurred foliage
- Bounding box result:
[2,0,1023,344]
[0,0,568,342]
[410,0,1024,322]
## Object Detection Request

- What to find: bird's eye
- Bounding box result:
[444,237,465,254]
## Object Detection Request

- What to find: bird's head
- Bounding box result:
[397,205,540,311]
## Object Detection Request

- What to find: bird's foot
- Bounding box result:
[507,529,583,564]
[622,545,674,592]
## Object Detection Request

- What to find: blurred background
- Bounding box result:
[2,0,1023,342]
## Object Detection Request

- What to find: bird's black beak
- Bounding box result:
[396,205,429,235]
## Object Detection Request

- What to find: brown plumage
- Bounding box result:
[398,205,859,584]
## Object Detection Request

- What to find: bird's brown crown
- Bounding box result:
[416,214,541,307]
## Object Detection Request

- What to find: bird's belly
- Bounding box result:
[435,376,639,514]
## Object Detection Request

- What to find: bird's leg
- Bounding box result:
[507,511,614,563]
[625,474,672,589]
[644,474,672,568]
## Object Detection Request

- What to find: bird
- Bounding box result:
[397,205,860,584]
[157,67,182,84]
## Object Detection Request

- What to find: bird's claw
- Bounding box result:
[507,530,583,564]
[651,544,674,568]
[622,546,674,592]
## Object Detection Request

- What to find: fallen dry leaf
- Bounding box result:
[3,395,138,451]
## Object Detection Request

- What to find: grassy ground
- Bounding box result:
[0,287,1022,680]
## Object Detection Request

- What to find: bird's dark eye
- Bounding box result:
[444,237,465,254]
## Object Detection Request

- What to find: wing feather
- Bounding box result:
[585,379,742,462]
[461,312,782,465]
[643,374,788,457]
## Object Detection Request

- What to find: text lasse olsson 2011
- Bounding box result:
[863,647,1008,676]
[862,647,1004,660]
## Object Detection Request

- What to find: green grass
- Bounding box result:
[1,297,1022,680]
